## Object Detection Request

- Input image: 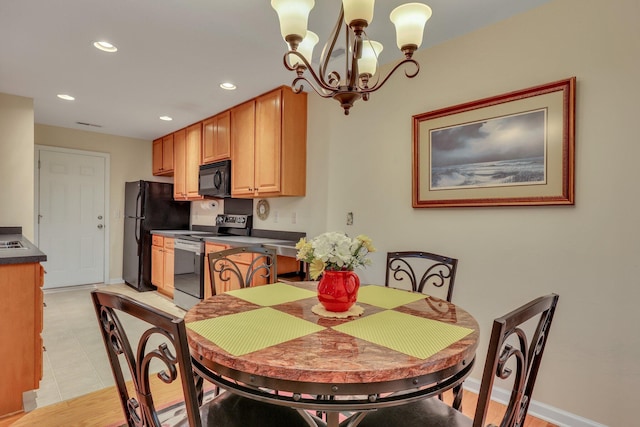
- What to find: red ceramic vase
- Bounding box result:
[317,270,360,312]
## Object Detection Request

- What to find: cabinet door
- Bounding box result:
[162,134,174,172]
[173,129,187,199]
[163,238,174,296]
[204,243,229,298]
[255,89,282,194]
[230,100,256,197]
[152,138,163,175]
[202,111,231,164]
[151,244,164,288]
[186,123,203,199]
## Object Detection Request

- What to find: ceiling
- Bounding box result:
[0,0,552,141]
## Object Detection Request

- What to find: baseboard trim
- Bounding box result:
[462,379,607,427]
[108,277,123,285]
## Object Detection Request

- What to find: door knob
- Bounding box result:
[97,224,104,229]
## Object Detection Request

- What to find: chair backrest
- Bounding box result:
[91,290,202,427]
[208,245,278,295]
[473,294,559,427]
[385,251,458,301]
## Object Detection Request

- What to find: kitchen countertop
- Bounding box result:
[150,229,302,258]
[150,229,208,237]
[0,231,47,265]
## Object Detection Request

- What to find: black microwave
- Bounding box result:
[198,160,231,198]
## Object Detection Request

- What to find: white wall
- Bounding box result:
[34,124,160,282]
[252,0,640,425]
[0,93,35,239]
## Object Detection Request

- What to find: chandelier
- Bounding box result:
[271,0,432,115]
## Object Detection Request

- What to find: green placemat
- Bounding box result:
[332,310,473,359]
[357,285,426,309]
[225,282,317,306]
[187,307,325,356]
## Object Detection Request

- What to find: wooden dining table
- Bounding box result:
[184,282,479,427]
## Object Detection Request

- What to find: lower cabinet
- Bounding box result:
[204,242,229,299]
[0,262,44,417]
[151,235,175,298]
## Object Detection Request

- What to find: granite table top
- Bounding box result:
[185,282,479,398]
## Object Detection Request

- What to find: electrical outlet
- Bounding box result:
[291,212,297,224]
[346,212,353,225]
[274,211,279,223]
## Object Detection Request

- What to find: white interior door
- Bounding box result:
[38,149,106,288]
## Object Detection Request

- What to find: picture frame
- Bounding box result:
[412,77,575,208]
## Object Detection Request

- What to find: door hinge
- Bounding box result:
[38,159,41,169]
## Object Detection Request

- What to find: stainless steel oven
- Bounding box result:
[173,237,205,310]
[173,214,253,310]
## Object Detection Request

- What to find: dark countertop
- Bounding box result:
[150,230,205,238]
[0,232,47,265]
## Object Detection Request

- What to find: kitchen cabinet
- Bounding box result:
[202,110,231,164]
[151,235,175,297]
[204,242,229,299]
[230,100,256,197]
[173,124,203,201]
[162,237,175,295]
[231,86,307,198]
[152,134,174,176]
[0,262,44,416]
[151,235,165,292]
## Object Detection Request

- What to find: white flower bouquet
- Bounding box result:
[295,232,376,280]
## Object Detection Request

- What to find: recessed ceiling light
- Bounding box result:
[93,41,118,53]
[159,116,173,121]
[57,94,75,101]
[220,82,236,90]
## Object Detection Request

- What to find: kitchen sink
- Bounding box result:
[0,240,26,249]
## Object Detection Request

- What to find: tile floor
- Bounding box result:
[36,283,185,408]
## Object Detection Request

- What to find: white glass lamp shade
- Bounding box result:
[297,30,319,64]
[390,3,432,50]
[342,0,375,26]
[358,40,383,76]
[271,0,315,42]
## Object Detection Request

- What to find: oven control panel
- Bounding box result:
[216,214,250,228]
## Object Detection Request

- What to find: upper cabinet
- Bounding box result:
[202,110,231,164]
[174,124,204,201]
[231,86,307,198]
[230,100,256,197]
[155,85,306,200]
[152,134,174,176]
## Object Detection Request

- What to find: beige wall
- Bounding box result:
[0,93,35,239]
[35,124,162,282]
[258,0,639,424]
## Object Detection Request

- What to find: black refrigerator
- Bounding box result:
[123,181,190,291]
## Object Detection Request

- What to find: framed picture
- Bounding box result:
[412,77,575,208]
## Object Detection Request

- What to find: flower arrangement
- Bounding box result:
[295,232,376,280]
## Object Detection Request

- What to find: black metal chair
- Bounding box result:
[349,293,560,427]
[92,290,325,427]
[208,245,277,296]
[385,251,458,302]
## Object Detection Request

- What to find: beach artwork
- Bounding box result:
[430,109,547,190]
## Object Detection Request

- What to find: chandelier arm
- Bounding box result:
[291,76,335,99]
[347,30,362,89]
[283,51,339,94]
[318,5,346,90]
[361,58,420,93]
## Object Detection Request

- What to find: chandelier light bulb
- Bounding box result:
[295,30,319,66]
[358,40,383,77]
[271,0,315,48]
[390,3,432,52]
[342,0,375,28]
